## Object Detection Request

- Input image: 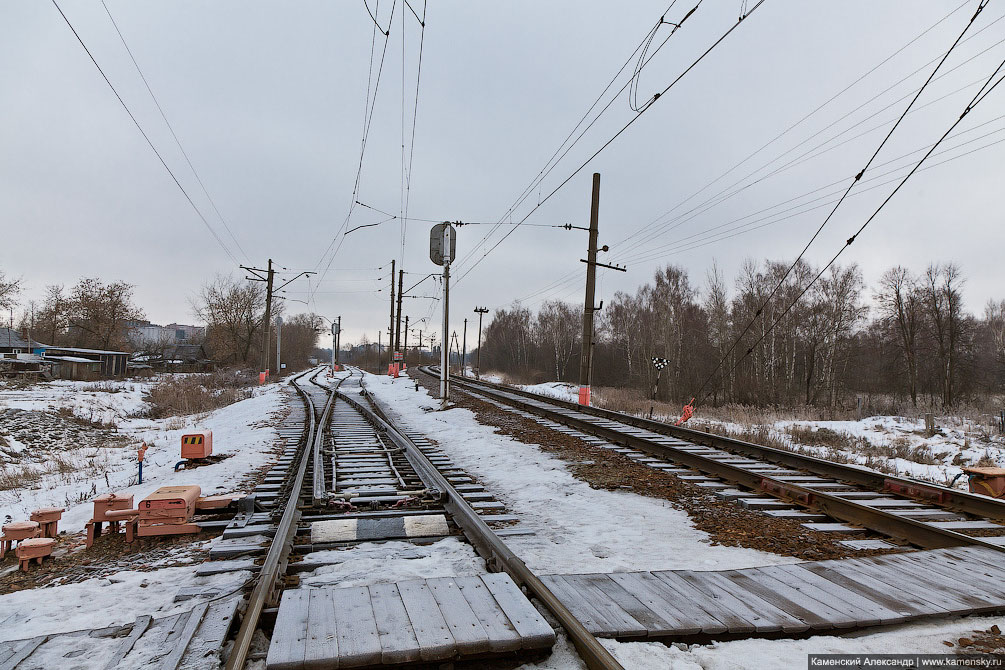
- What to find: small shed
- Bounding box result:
[44,355,103,381]
[41,347,130,377]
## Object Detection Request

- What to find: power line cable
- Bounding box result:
[101,0,249,261]
[51,0,239,266]
[454,1,766,286]
[693,41,1004,407]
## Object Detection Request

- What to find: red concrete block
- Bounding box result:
[1,521,40,558]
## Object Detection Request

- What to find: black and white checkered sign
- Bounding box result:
[651,357,669,370]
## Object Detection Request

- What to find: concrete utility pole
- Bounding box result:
[394,268,404,352]
[462,318,468,377]
[474,306,488,379]
[335,319,343,371]
[241,260,312,382]
[262,259,274,377]
[578,175,600,406]
[387,259,396,368]
[576,173,626,405]
[403,315,409,362]
[275,316,283,376]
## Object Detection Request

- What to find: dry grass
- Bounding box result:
[146,370,255,418]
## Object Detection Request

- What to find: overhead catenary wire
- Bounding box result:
[101,0,249,262]
[693,48,1005,408]
[453,1,705,274]
[610,0,979,257]
[453,1,767,286]
[688,0,991,405]
[505,4,998,308]
[609,18,1005,265]
[311,0,397,303]
[51,0,240,266]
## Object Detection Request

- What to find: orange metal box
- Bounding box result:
[92,493,134,522]
[139,485,201,523]
[181,431,213,459]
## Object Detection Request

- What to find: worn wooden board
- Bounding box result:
[304,589,339,670]
[369,583,421,665]
[396,578,455,662]
[332,586,382,668]
[455,577,522,653]
[267,589,311,670]
[426,578,492,655]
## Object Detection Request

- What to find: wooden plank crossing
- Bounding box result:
[266,574,555,669]
[538,546,1005,641]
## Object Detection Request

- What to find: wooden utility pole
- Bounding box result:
[474,306,488,379]
[462,318,468,377]
[394,268,404,351]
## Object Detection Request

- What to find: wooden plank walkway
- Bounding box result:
[539,546,1005,641]
[266,573,555,669]
[0,596,240,670]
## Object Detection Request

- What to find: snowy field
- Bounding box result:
[0,374,287,643]
[0,376,285,532]
[363,370,1001,670]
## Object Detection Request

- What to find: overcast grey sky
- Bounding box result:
[3,1,1004,345]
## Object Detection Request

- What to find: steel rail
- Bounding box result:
[428,368,1005,555]
[348,371,625,670]
[225,367,339,670]
[437,369,1005,521]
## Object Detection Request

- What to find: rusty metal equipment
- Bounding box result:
[963,467,1005,498]
[1,521,40,558]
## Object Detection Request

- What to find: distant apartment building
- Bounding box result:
[128,321,206,348]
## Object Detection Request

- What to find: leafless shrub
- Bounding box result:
[146,370,255,418]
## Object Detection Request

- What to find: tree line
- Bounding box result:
[2,272,325,373]
[477,260,1005,410]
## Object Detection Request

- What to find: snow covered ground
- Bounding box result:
[0,375,290,643]
[364,371,796,575]
[362,370,1002,670]
[0,377,285,532]
[518,381,580,403]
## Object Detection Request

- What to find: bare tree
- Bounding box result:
[0,272,21,311]
[66,278,144,350]
[193,275,266,365]
[876,267,922,406]
[534,300,580,380]
[923,263,965,407]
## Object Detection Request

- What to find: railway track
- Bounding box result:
[422,366,1005,556]
[223,367,626,670]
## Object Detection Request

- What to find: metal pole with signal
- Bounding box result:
[430,223,456,409]
[462,318,468,377]
[474,307,488,379]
